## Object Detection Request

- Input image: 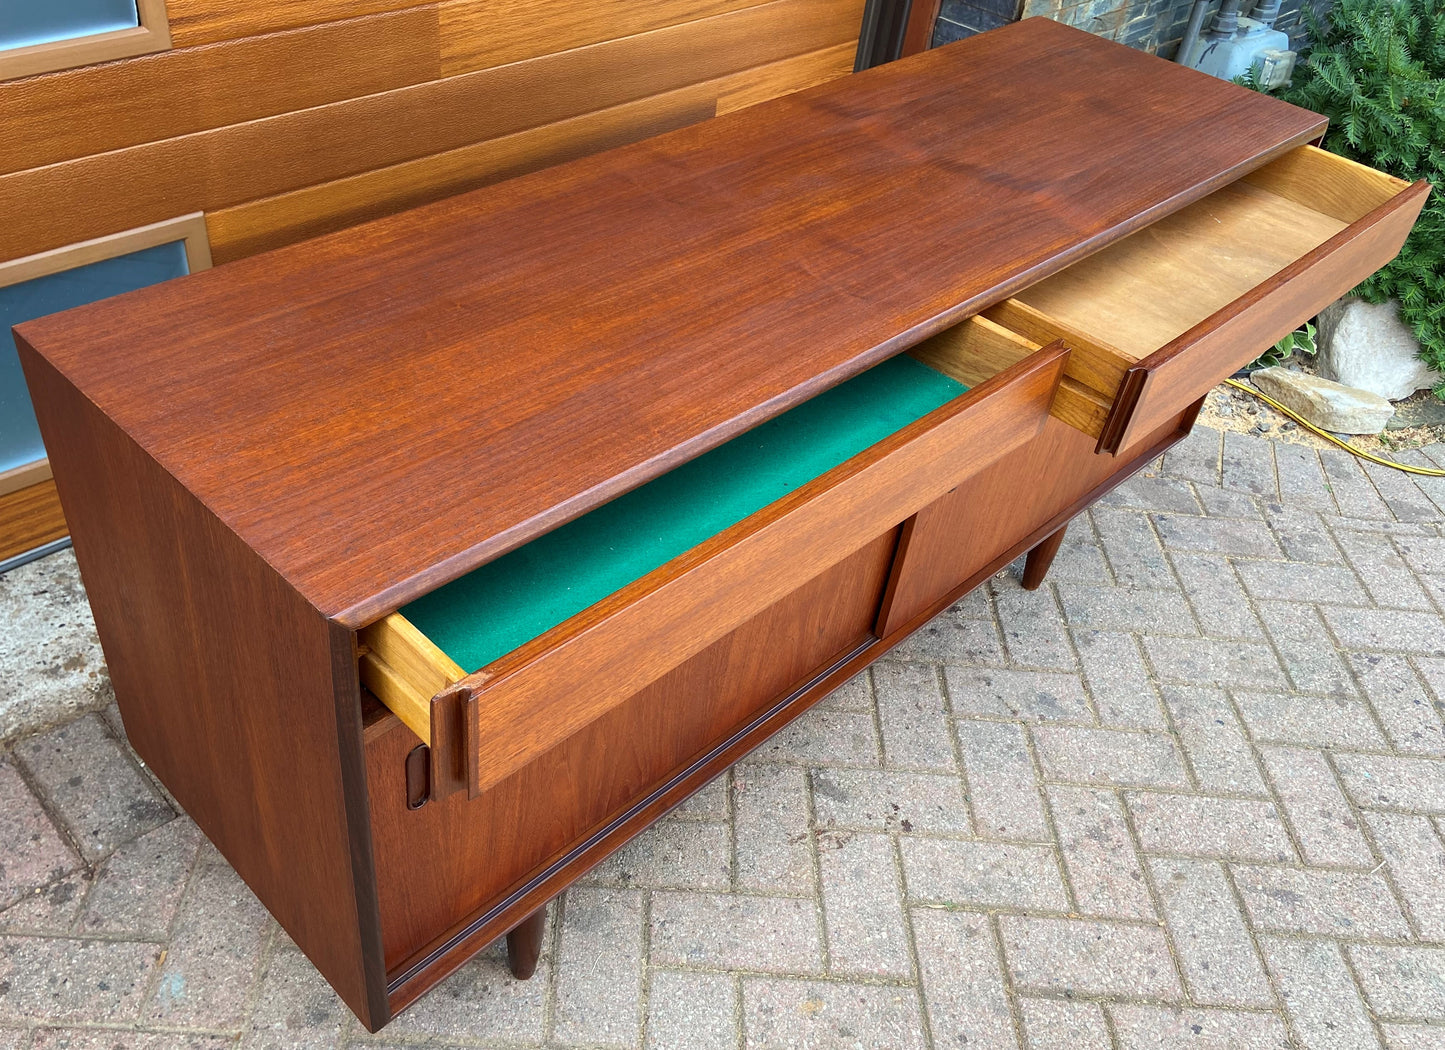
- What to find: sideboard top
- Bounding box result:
[18,17,1326,626]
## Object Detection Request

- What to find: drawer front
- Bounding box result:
[367,530,897,979]
[446,343,1067,797]
[1099,178,1431,453]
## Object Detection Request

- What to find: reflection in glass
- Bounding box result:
[1,239,189,474]
[1,0,140,50]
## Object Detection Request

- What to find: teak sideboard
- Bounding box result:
[16,17,1428,1030]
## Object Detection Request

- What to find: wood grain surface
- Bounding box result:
[18,349,388,1028]
[0,480,67,562]
[16,18,1330,628]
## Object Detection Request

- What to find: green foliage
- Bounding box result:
[1246,321,1318,371]
[1264,0,1445,391]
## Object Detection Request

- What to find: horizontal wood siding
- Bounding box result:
[3,0,866,264]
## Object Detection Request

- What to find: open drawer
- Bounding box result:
[357,325,1067,800]
[979,144,1430,454]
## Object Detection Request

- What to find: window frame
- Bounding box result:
[0,211,210,500]
[0,0,171,82]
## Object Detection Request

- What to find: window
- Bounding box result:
[0,213,210,498]
[0,0,170,81]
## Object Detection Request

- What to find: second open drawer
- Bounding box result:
[979,144,1430,455]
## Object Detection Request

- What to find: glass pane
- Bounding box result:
[0,0,140,50]
[1,239,189,475]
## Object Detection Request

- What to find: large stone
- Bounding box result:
[1316,296,1443,400]
[1250,366,1395,435]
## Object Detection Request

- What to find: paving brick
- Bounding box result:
[1017,997,1110,1050]
[145,860,271,1027]
[0,871,89,935]
[242,943,348,1050]
[900,838,1068,910]
[1071,629,1168,729]
[1033,727,1189,789]
[1054,581,1196,635]
[646,969,738,1050]
[1236,690,1381,749]
[1153,514,1281,558]
[875,662,956,772]
[1262,937,1378,1050]
[1232,864,1410,938]
[1333,529,1436,611]
[1160,685,1269,794]
[1381,1023,1445,1049]
[1258,746,1373,868]
[1091,507,1175,587]
[0,936,161,1024]
[1363,459,1441,523]
[911,909,1017,1050]
[745,709,879,768]
[818,832,909,977]
[1349,945,1445,1020]
[651,892,822,974]
[1101,474,1202,514]
[1046,526,1115,585]
[810,769,970,835]
[1144,636,1288,692]
[889,606,1007,665]
[1048,785,1153,919]
[1129,793,1293,862]
[1264,503,1344,565]
[1222,431,1278,498]
[1274,442,1334,510]
[0,758,79,910]
[1255,601,1358,698]
[1198,483,1266,520]
[32,1032,233,1049]
[1147,856,1270,1008]
[1363,811,1445,941]
[670,771,731,820]
[958,721,1047,841]
[741,977,925,1050]
[811,676,871,719]
[554,888,644,1047]
[79,816,202,938]
[1107,1005,1292,1049]
[1161,425,1221,485]
[999,916,1181,1000]
[1235,559,1367,606]
[1321,449,1394,520]
[991,584,1076,671]
[1395,533,1445,577]
[1170,553,1261,640]
[1333,753,1445,812]
[1321,606,1445,657]
[945,667,1091,723]
[734,764,812,894]
[384,937,548,1043]
[14,716,172,863]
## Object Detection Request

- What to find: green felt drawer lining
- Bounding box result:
[401,355,966,672]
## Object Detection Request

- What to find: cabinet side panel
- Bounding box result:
[17,344,386,1028]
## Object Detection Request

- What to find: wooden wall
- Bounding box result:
[0,0,872,561]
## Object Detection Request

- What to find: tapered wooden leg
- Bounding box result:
[506,905,547,980]
[1022,524,1067,590]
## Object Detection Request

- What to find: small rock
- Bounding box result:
[1316,296,1444,399]
[1250,366,1395,435]
[1385,394,1445,430]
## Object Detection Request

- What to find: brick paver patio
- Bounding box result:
[2,425,1444,1049]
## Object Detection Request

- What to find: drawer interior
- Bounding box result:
[360,337,1033,736]
[974,145,1409,439]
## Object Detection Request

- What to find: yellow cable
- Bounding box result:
[1223,377,1445,477]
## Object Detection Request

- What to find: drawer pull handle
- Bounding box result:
[405,744,430,809]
